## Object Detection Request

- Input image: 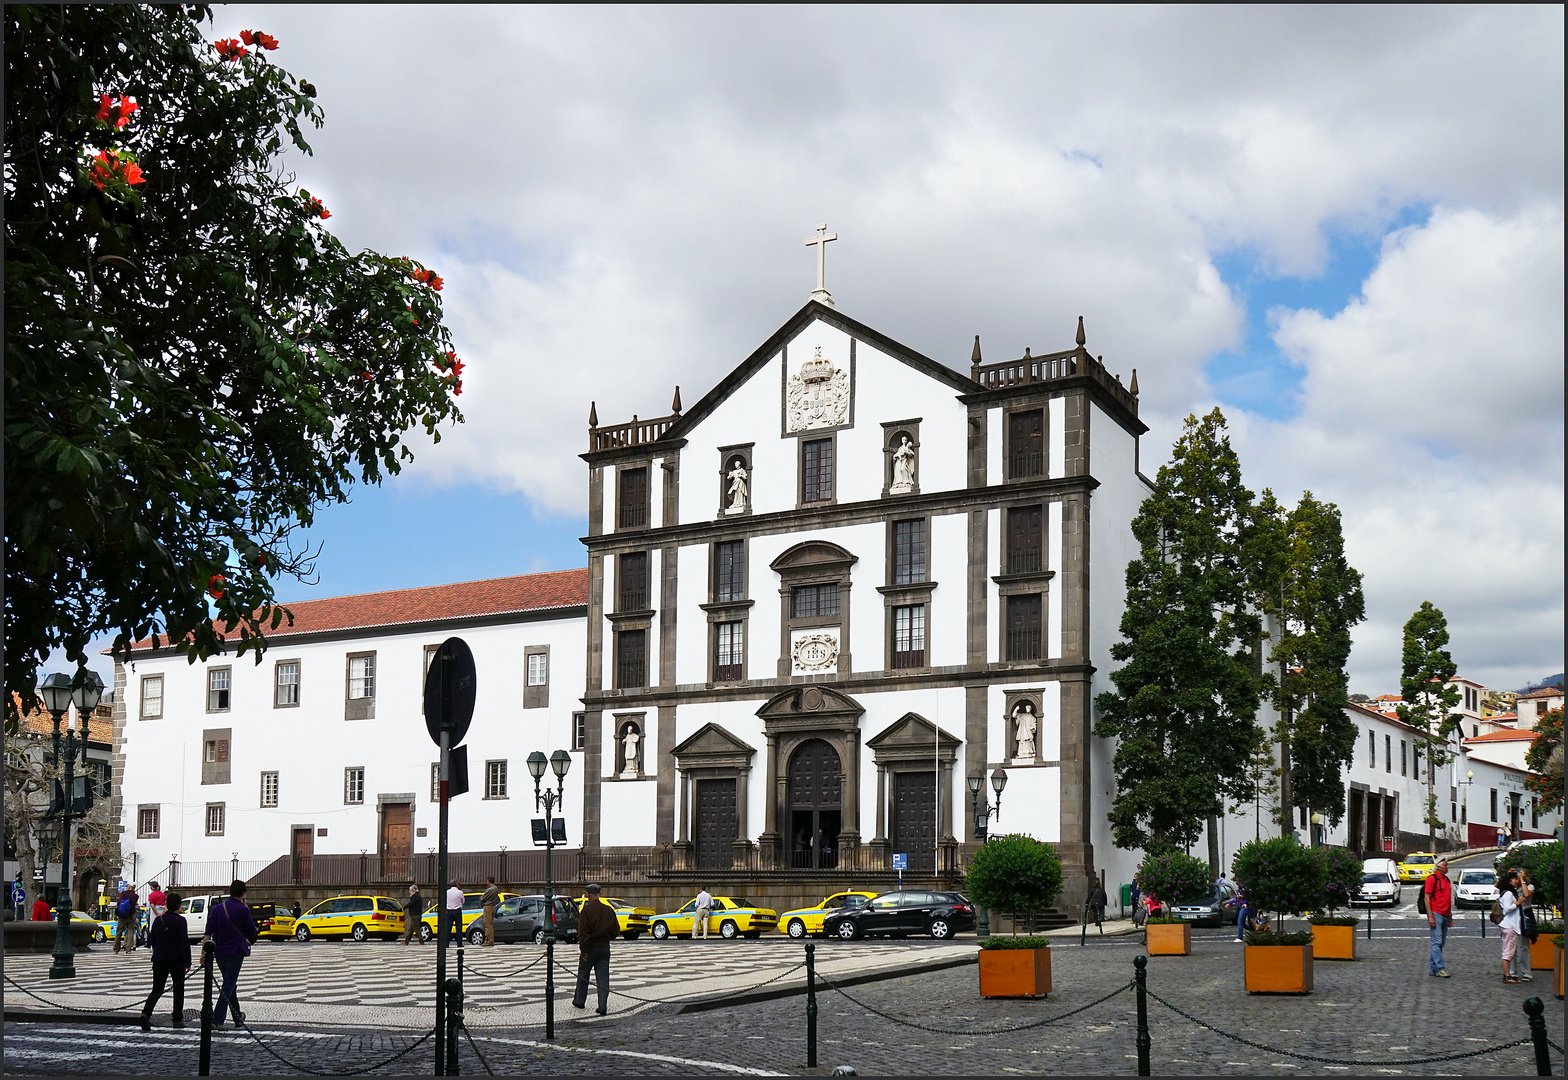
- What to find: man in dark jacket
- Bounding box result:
[481,877,501,946]
[402,884,424,945]
[205,879,258,1028]
[573,884,617,1015]
[141,891,192,1030]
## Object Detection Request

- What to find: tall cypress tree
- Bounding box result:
[1397,602,1462,853]
[1094,409,1264,854]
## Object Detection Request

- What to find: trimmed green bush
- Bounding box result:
[1231,836,1325,925]
[1145,915,1186,925]
[965,834,1065,935]
[1133,850,1213,905]
[979,935,1052,951]
[1244,928,1313,946]
[1308,914,1359,926]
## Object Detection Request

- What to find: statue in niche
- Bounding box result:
[620,726,641,779]
[1012,701,1037,761]
[890,436,916,494]
[725,459,748,514]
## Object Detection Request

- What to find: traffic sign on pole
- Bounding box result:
[424,637,476,747]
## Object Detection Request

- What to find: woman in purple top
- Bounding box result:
[205,879,259,1028]
[141,892,193,1030]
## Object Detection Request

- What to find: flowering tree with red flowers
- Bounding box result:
[5,5,465,730]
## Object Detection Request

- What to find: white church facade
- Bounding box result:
[112,291,1158,910]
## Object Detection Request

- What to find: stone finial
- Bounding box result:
[1076,315,1086,347]
[971,335,982,365]
[671,385,682,414]
[588,401,598,427]
[1130,368,1139,395]
[1024,347,1031,358]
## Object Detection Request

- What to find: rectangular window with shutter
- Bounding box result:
[201,728,231,785]
[1006,506,1044,573]
[524,647,549,708]
[1489,788,1497,822]
[714,540,745,601]
[616,630,647,689]
[207,667,231,712]
[140,675,164,720]
[801,439,833,503]
[1368,729,1375,767]
[1005,594,1043,660]
[892,520,927,584]
[1007,409,1044,478]
[619,552,649,611]
[618,467,648,528]
[346,653,376,720]
[714,622,744,681]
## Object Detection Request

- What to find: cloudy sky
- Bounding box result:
[77,6,1565,695]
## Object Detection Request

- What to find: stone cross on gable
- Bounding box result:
[804,224,837,307]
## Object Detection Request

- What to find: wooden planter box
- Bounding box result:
[1555,946,1564,1000]
[978,947,1051,998]
[1528,936,1557,972]
[1146,922,1192,956]
[1244,943,1314,994]
[1311,924,1357,961]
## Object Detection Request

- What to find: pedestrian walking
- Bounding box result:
[113,885,139,953]
[147,881,167,918]
[1512,869,1537,981]
[205,879,258,1028]
[1235,890,1249,942]
[1089,878,1107,932]
[481,876,500,946]
[1423,856,1455,977]
[290,899,303,921]
[1129,881,1143,927]
[140,891,191,1031]
[1496,826,1508,848]
[31,895,51,922]
[573,884,617,1015]
[693,885,713,940]
[402,884,424,945]
[442,882,464,945]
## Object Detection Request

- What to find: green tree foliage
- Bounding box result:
[1231,836,1325,924]
[4,6,465,726]
[1316,846,1364,915]
[1395,603,1462,850]
[1132,850,1212,904]
[1496,839,1563,913]
[1094,409,1264,852]
[1257,493,1366,829]
[1524,707,1563,814]
[964,834,1064,934]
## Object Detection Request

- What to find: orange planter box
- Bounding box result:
[1555,947,1564,1000]
[1245,943,1314,994]
[1146,922,1191,956]
[1528,937,1557,972]
[978,947,1051,998]
[1311,924,1357,961]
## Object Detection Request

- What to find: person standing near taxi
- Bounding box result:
[113,884,139,954]
[1424,857,1455,977]
[573,884,617,1015]
[402,884,424,945]
[693,886,713,940]
[480,877,501,946]
[147,881,167,919]
[443,882,464,945]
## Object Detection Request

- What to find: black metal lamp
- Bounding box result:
[550,750,572,781]
[525,751,548,783]
[967,771,982,797]
[38,672,73,717]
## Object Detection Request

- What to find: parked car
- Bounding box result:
[572,896,653,939]
[649,896,778,939]
[1357,869,1402,906]
[1455,869,1500,910]
[780,891,879,939]
[293,895,406,942]
[418,891,522,943]
[252,903,296,942]
[821,890,975,940]
[1396,852,1437,883]
[488,895,580,944]
[1169,882,1241,926]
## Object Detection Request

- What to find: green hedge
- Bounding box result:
[1496,840,1564,911]
[965,834,1064,930]
[979,936,1052,951]
[1231,837,1325,922]
[1133,850,1213,904]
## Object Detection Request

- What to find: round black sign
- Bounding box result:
[424,636,476,747]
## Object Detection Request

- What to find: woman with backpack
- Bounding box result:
[1497,869,1529,984]
[140,891,191,1030]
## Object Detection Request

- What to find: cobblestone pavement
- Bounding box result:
[4,928,1562,1075]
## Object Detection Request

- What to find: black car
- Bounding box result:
[480,895,579,945]
[1168,883,1242,928]
[822,891,975,940]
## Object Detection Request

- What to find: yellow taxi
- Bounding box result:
[254,904,296,942]
[779,891,879,939]
[649,896,778,940]
[418,891,522,944]
[293,895,406,942]
[1397,852,1439,882]
[573,896,654,939]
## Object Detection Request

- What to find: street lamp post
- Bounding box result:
[38,668,103,980]
[527,749,571,1040]
[966,768,1008,939]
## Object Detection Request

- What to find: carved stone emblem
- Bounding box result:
[787,345,849,432]
[791,632,839,673]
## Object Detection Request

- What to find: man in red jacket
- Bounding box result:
[1425,857,1454,977]
[31,896,51,922]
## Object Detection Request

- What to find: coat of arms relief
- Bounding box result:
[787,345,849,432]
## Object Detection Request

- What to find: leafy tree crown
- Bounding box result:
[1132,850,1212,904]
[1230,837,1325,922]
[964,834,1065,921]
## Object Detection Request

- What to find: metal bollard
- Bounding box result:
[1524,996,1551,1076]
[1365,901,1372,940]
[1134,954,1151,1077]
[805,942,818,1068]
[1481,906,1486,939]
[444,976,463,1076]
[198,941,214,1076]
[458,941,465,997]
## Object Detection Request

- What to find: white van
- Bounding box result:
[176,894,228,942]
[1358,859,1402,905]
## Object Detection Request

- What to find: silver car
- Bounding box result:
[1455,869,1499,910]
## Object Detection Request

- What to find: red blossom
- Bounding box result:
[410,268,444,291]
[214,38,249,61]
[88,150,145,191]
[94,94,139,129]
[450,358,465,378]
[240,29,280,50]
[301,194,331,219]
[207,574,226,600]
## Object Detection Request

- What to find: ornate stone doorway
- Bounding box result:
[788,739,842,868]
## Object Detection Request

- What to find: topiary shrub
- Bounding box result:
[1231,836,1325,931]
[1133,850,1213,906]
[965,834,1064,936]
[1310,846,1364,925]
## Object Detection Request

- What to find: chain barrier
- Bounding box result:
[463,952,546,980]
[551,956,807,1005]
[1549,1037,1564,1055]
[216,984,436,1076]
[2,974,146,1013]
[460,1022,497,1076]
[1143,986,1533,1067]
[815,970,1134,1037]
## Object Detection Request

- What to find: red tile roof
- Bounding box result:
[1517,686,1564,700]
[1463,729,1539,744]
[125,568,589,651]
[10,695,114,745]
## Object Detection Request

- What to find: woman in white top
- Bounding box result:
[1497,869,1526,983]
